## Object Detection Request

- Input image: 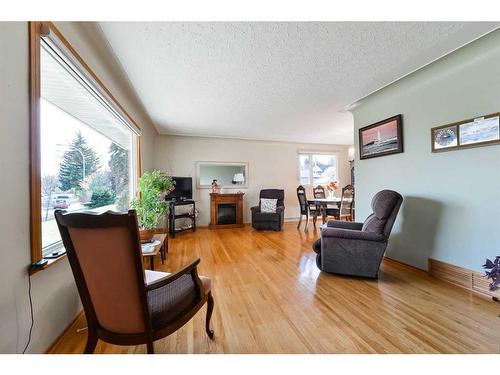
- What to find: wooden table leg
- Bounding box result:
[150,256,155,271]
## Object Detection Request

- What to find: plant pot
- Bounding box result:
[139,229,155,243]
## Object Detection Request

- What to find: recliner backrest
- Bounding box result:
[260,189,285,207]
[362,190,403,237]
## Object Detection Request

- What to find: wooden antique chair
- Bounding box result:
[338,184,355,221]
[54,209,214,354]
[296,185,320,230]
[313,185,339,223]
[312,185,326,199]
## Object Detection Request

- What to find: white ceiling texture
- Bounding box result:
[99,22,499,145]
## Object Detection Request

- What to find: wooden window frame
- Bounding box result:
[297,152,339,186]
[29,22,142,269]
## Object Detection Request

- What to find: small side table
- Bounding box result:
[142,233,168,270]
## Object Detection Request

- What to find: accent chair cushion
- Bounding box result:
[252,211,280,222]
[260,198,278,213]
[145,270,170,285]
[361,213,386,234]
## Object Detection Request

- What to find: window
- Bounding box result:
[30,22,141,263]
[299,153,338,185]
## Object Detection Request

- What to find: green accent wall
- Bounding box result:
[351,28,500,271]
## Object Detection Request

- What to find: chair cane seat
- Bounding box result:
[146,272,212,330]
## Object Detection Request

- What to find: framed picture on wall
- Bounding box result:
[431,124,459,152]
[459,115,500,146]
[359,114,403,160]
[431,112,500,153]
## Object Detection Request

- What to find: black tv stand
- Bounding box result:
[167,199,196,238]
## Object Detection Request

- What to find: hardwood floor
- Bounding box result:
[49,222,500,354]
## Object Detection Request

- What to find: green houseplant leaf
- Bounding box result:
[131,170,175,229]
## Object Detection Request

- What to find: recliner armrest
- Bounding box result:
[321,227,386,242]
[250,206,260,213]
[326,220,363,231]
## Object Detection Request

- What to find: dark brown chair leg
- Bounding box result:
[297,215,302,229]
[147,341,154,354]
[205,292,214,339]
[84,328,98,354]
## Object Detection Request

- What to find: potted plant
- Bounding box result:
[131,170,175,242]
[482,256,500,313]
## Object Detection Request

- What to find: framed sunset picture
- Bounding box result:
[359,115,403,160]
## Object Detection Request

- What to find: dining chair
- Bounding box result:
[338,184,355,221]
[297,185,319,230]
[313,185,326,199]
[313,185,339,223]
[54,209,214,354]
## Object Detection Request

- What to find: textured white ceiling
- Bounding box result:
[99,22,499,144]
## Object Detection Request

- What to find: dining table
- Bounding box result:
[306,197,354,223]
[307,197,343,206]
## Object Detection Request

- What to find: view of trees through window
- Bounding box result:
[299,154,337,185]
[40,100,133,252]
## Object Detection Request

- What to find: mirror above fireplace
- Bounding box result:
[196,161,249,189]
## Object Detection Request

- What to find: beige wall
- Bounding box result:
[0,22,158,353]
[154,135,352,225]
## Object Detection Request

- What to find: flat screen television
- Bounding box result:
[165,177,193,200]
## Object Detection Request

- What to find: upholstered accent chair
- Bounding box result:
[313,190,403,278]
[251,189,285,231]
[55,210,214,354]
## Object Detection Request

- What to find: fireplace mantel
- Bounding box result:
[209,193,244,229]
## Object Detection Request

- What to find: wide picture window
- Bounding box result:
[31,23,140,262]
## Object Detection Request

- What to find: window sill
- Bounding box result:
[29,245,67,275]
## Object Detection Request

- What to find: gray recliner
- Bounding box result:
[251,189,285,231]
[313,190,403,278]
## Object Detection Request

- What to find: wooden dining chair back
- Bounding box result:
[54,209,214,354]
[296,185,309,229]
[339,185,355,221]
[297,185,309,216]
[313,185,326,199]
[296,185,319,230]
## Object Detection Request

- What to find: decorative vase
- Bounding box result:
[139,228,155,243]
